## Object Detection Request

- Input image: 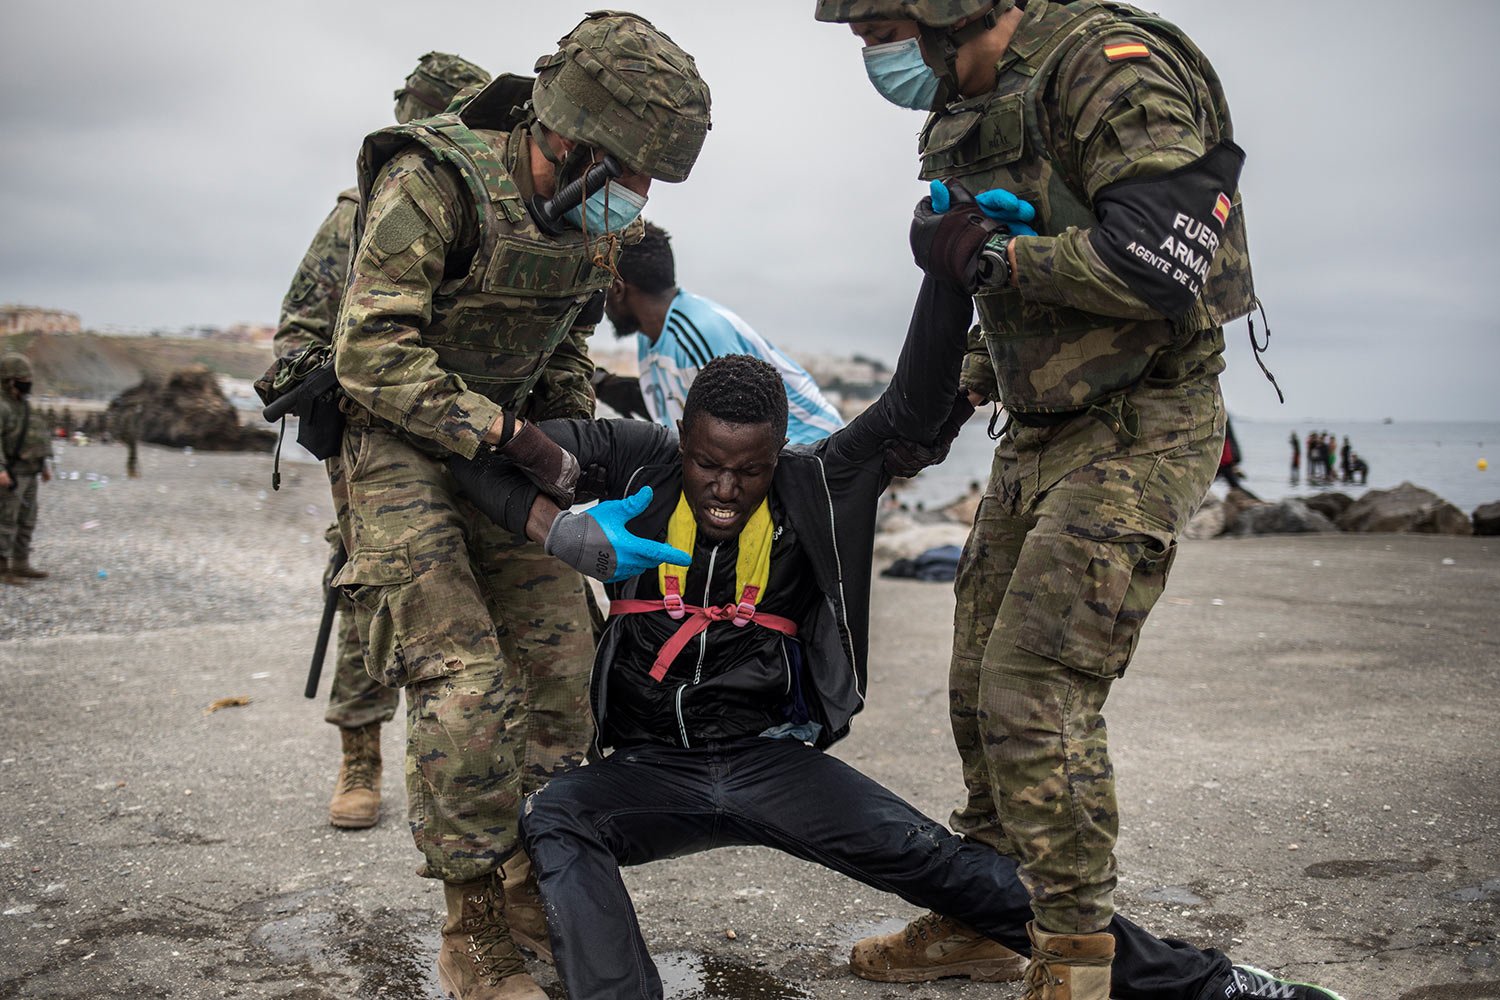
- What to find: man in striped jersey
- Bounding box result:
[604,221,846,444]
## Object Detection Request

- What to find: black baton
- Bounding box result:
[529,155,624,235]
[306,542,349,699]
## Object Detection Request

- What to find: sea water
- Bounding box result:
[905,418,1500,516]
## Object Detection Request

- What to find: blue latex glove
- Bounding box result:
[930,179,1038,236]
[544,485,691,583]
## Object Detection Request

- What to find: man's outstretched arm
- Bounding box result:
[822,274,975,470]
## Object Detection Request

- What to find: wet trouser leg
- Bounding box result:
[471,534,594,796]
[520,737,1229,1000]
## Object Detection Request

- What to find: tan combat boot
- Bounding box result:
[1021,921,1115,1000]
[850,911,1026,983]
[328,723,381,829]
[437,875,546,1000]
[500,849,553,963]
[9,562,48,579]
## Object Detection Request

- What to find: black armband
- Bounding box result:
[1088,140,1245,319]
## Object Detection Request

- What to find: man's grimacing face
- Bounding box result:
[677,415,784,544]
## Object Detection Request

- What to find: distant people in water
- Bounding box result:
[1349,452,1369,484]
[1297,430,1363,487]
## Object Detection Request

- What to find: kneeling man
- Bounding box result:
[460,282,1344,1000]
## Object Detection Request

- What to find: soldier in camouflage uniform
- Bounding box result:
[817,5,1339,1000]
[331,13,710,999]
[0,354,54,585]
[276,51,491,836]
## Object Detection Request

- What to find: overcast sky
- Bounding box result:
[2,1,1496,421]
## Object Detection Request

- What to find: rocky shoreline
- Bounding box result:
[875,478,1500,565]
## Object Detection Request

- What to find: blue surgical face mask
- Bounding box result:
[862,37,941,111]
[564,180,648,235]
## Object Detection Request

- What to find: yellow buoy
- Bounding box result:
[1480,458,1490,471]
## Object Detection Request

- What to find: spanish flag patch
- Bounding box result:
[1213,193,1233,226]
[1104,40,1151,62]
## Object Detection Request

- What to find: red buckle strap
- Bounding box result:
[662,576,686,620]
[609,599,799,683]
[732,584,760,627]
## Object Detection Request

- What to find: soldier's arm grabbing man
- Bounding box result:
[330,14,711,1000]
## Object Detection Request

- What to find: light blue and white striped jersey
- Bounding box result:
[637,290,845,445]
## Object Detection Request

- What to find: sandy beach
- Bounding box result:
[1,442,1497,999]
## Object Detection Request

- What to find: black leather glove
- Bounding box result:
[910,181,1005,292]
[883,390,977,478]
[454,419,580,511]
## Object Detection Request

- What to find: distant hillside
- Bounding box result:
[2,331,273,401]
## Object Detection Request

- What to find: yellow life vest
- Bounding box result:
[659,490,773,625]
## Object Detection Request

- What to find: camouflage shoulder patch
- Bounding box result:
[373,201,427,255]
[1103,40,1151,62]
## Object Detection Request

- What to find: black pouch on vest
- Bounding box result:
[254,345,346,462]
[293,389,345,461]
[1089,140,1246,319]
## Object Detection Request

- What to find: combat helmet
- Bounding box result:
[815,0,1011,110]
[395,52,492,123]
[813,0,1012,25]
[0,353,33,382]
[532,11,712,183]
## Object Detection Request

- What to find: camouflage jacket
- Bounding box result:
[927,0,1254,415]
[0,395,53,475]
[274,188,359,359]
[334,76,611,460]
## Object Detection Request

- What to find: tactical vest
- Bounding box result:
[356,75,614,417]
[918,0,1254,414]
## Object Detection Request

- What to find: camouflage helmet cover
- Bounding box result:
[813,0,1012,26]
[395,52,492,120]
[532,10,712,183]
[0,352,33,381]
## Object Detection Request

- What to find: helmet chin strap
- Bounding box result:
[529,118,571,169]
[917,4,1005,108]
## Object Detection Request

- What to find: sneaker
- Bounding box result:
[1210,964,1348,1000]
[849,911,1025,983]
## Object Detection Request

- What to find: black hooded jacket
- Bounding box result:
[461,277,974,751]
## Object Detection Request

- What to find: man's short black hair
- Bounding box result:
[617,220,676,295]
[682,354,788,440]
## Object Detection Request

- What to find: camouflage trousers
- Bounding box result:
[948,377,1224,934]
[335,425,595,884]
[0,472,40,564]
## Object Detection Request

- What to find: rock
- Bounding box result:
[934,487,983,526]
[1220,487,1265,535]
[1184,492,1226,539]
[1474,502,1500,536]
[1302,491,1354,522]
[1229,498,1339,537]
[1336,481,1473,536]
[108,367,276,452]
[874,522,971,565]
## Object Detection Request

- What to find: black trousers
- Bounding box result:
[519,737,1230,1000]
